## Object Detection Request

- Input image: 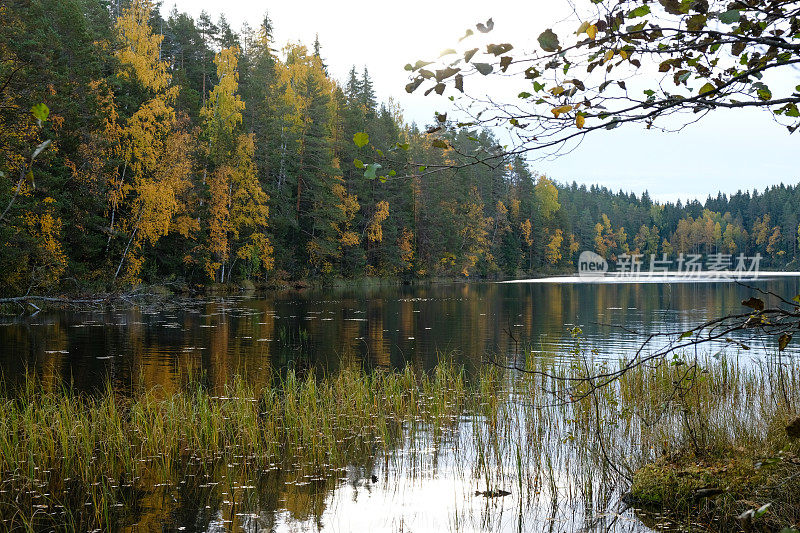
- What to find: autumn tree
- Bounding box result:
[110,0,195,284]
[200,46,272,282]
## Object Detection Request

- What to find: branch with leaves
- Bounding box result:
[403,0,800,164]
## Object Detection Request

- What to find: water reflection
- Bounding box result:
[2,279,799,395]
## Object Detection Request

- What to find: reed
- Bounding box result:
[2,353,798,532]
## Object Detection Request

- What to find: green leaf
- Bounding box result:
[353,159,364,169]
[388,170,397,177]
[518,91,532,99]
[474,63,493,75]
[628,5,651,17]
[537,29,560,52]
[353,132,369,148]
[396,142,410,151]
[699,82,716,95]
[757,87,773,101]
[718,9,740,24]
[680,331,693,339]
[418,165,427,172]
[432,139,449,149]
[31,103,49,123]
[364,163,382,180]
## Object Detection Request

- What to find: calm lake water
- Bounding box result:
[2,278,798,394]
[2,278,798,532]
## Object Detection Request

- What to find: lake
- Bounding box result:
[2,278,798,394]
[1,278,798,532]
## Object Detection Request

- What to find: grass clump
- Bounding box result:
[0,364,467,531]
[622,357,800,531]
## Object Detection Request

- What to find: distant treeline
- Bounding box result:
[1,0,798,296]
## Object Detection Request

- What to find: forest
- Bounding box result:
[2,0,799,297]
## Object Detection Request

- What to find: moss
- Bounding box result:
[629,449,800,531]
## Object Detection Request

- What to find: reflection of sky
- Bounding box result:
[163,0,798,201]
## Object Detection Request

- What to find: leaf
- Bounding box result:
[518,91,532,99]
[659,0,687,14]
[604,50,615,63]
[487,43,513,56]
[432,139,449,149]
[459,29,474,41]
[388,170,397,177]
[353,132,369,148]
[434,83,446,95]
[576,114,585,128]
[476,18,494,33]
[576,21,590,34]
[31,103,50,123]
[699,82,716,95]
[435,66,460,82]
[586,24,598,40]
[31,139,51,160]
[406,77,424,93]
[396,142,410,151]
[686,14,707,32]
[354,158,364,169]
[680,331,693,339]
[628,5,651,17]
[537,29,560,52]
[410,60,433,71]
[474,63,493,75]
[464,48,479,63]
[757,86,772,101]
[364,163,382,180]
[779,333,792,351]
[719,9,740,24]
[435,112,447,122]
[741,297,765,311]
[499,56,512,72]
[455,74,464,93]
[551,105,573,117]
[439,48,457,57]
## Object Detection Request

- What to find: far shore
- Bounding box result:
[502,271,800,284]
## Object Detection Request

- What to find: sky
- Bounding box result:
[160,0,799,203]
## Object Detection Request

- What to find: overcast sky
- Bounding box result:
[161,0,799,203]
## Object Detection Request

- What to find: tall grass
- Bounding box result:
[2,352,798,532]
[0,364,466,531]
